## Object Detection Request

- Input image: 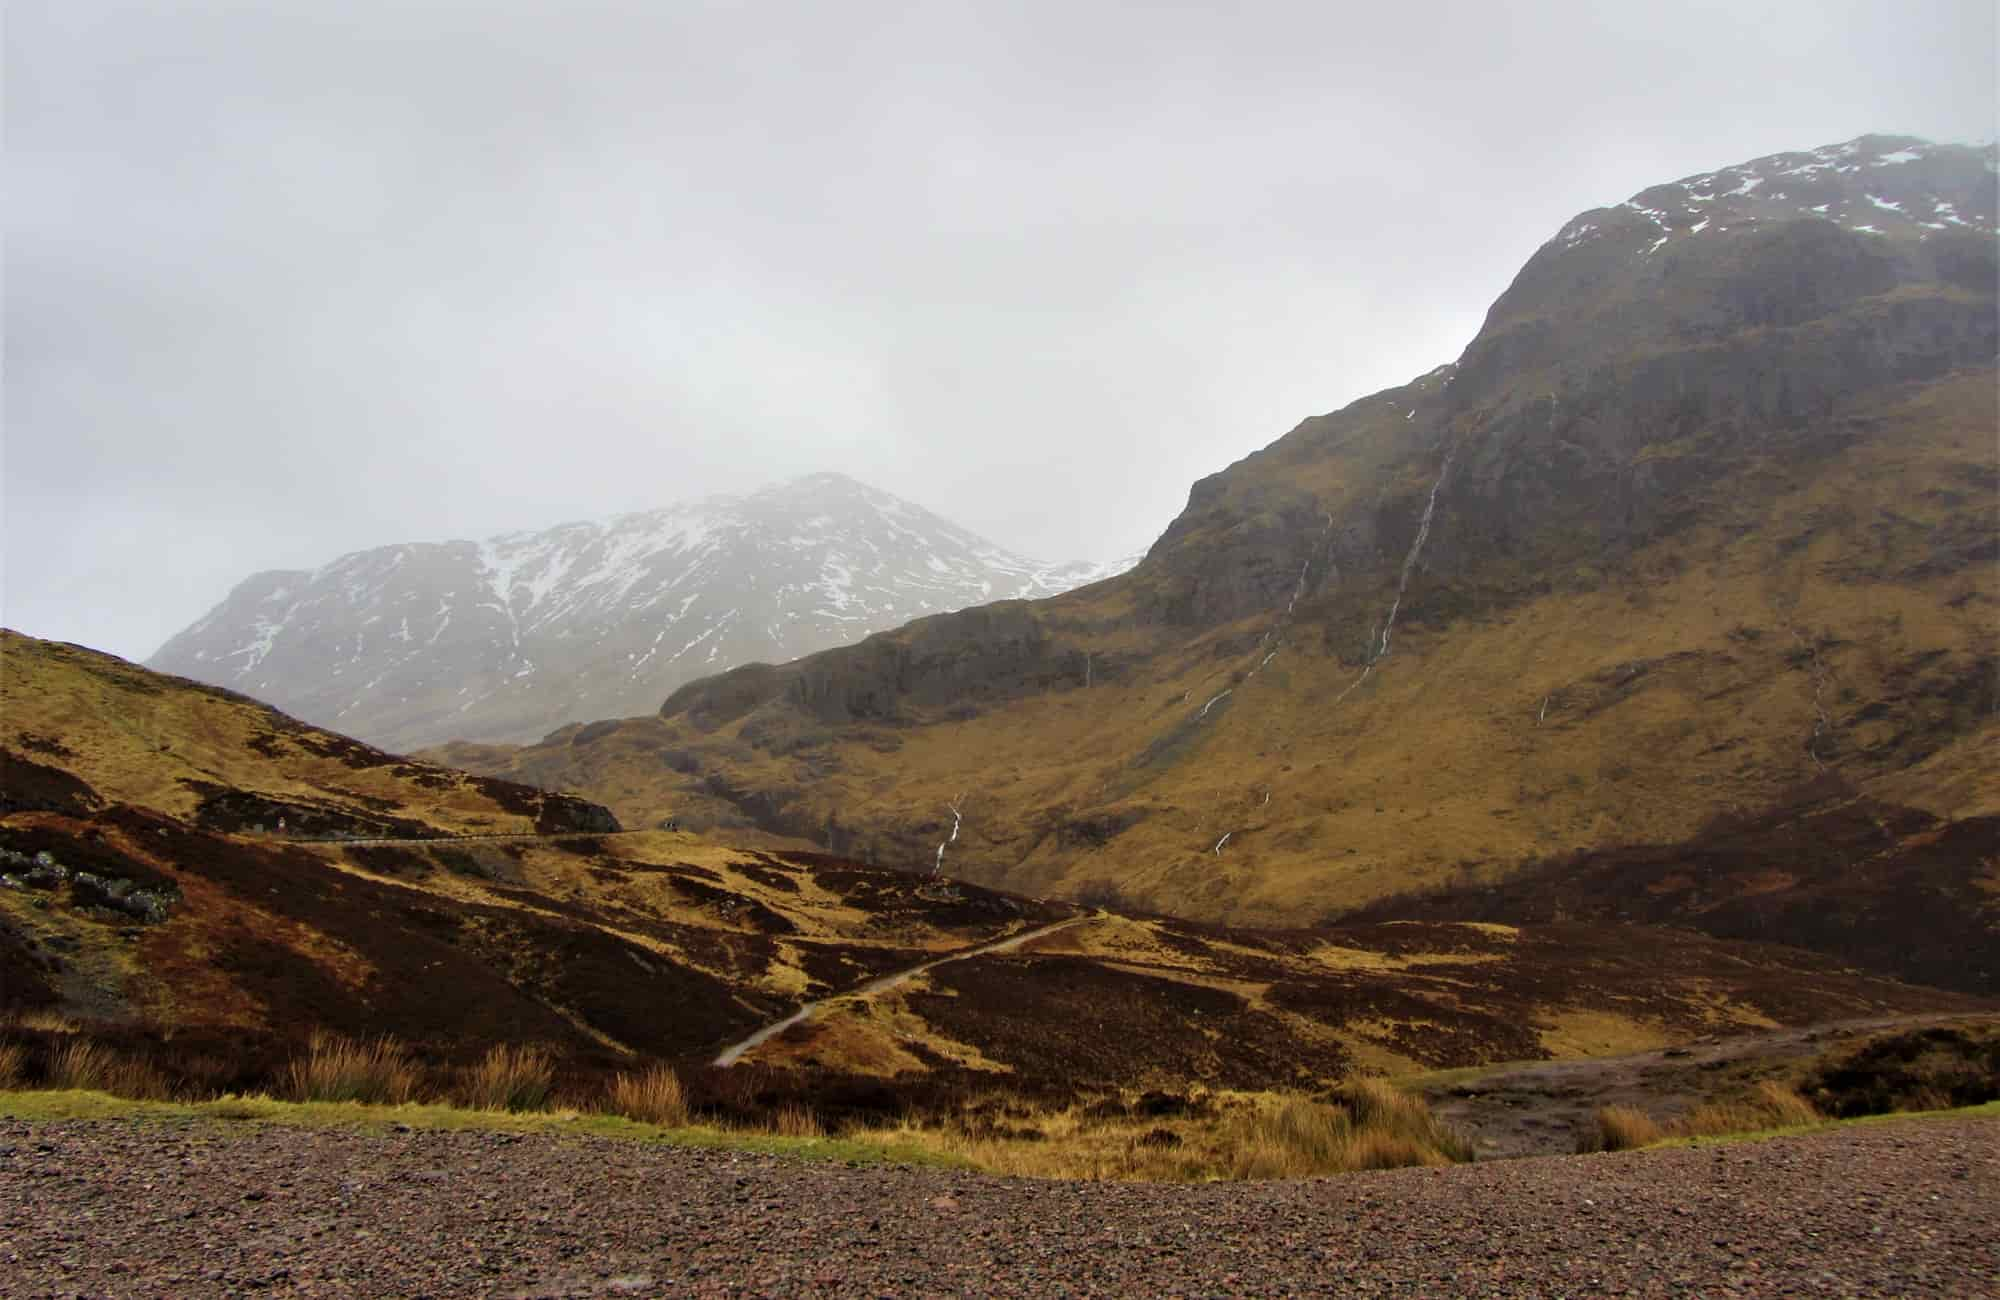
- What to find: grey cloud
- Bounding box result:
[6,0,1993,660]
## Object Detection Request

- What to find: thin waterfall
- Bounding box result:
[1193,514,1337,721]
[931,796,964,876]
[1335,451,1454,703]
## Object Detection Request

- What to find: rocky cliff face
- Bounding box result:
[652,135,1995,733]
[149,473,1134,752]
[456,137,1998,942]
[1132,135,1997,638]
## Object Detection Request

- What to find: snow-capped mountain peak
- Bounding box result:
[150,474,1137,751]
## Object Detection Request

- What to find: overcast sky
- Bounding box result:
[6,0,1994,662]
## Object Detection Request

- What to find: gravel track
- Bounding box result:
[3,1114,1993,1297]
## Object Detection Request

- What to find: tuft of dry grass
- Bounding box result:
[1584,1082,1824,1152]
[1211,1082,1473,1179]
[1332,1076,1475,1163]
[603,1065,689,1126]
[44,1039,111,1091]
[1343,1130,1440,1171]
[458,1044,555,1112]
[42,1038,170,1099]
[771,1103,824,1139]
[282,1032,423,1105]
[1679,1081,1821,1137]
[161,1051,239,1101]
[851,1081,1473,1182]
[1890,1085,1955,1113]
[1226,1096,1352,1180]
[0,1040,25,1089]
[4,1010,82,1035]
[1582,1105,1666,1152]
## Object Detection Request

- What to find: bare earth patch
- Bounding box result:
[1413,1012,1995,1159]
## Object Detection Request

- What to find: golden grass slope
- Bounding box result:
[2,632,570,835]
[463,370,1997,930]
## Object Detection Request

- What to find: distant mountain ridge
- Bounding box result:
[149,473,1137,751]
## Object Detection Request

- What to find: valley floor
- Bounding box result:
[4,1112,1993,1297]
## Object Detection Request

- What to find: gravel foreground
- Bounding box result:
[3,1114,1994,1298]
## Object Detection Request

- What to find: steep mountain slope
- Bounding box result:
[458,136,1997,972]
[149,473,1134,752]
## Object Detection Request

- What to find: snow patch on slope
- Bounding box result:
[1547,135,1997,261]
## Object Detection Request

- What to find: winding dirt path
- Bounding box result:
[279,830,648,847]
[713,916,1095,1067]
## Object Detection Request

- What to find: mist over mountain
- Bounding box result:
[149,473,1136,751]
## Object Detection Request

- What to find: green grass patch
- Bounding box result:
[1392,1061,1512,1092]
[0,1089,966,1169]
[1621,1098,2000,1154]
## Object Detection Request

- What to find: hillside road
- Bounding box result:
[712,915,1096,1067]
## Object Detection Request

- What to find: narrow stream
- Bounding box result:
[711,915,1094,1067]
